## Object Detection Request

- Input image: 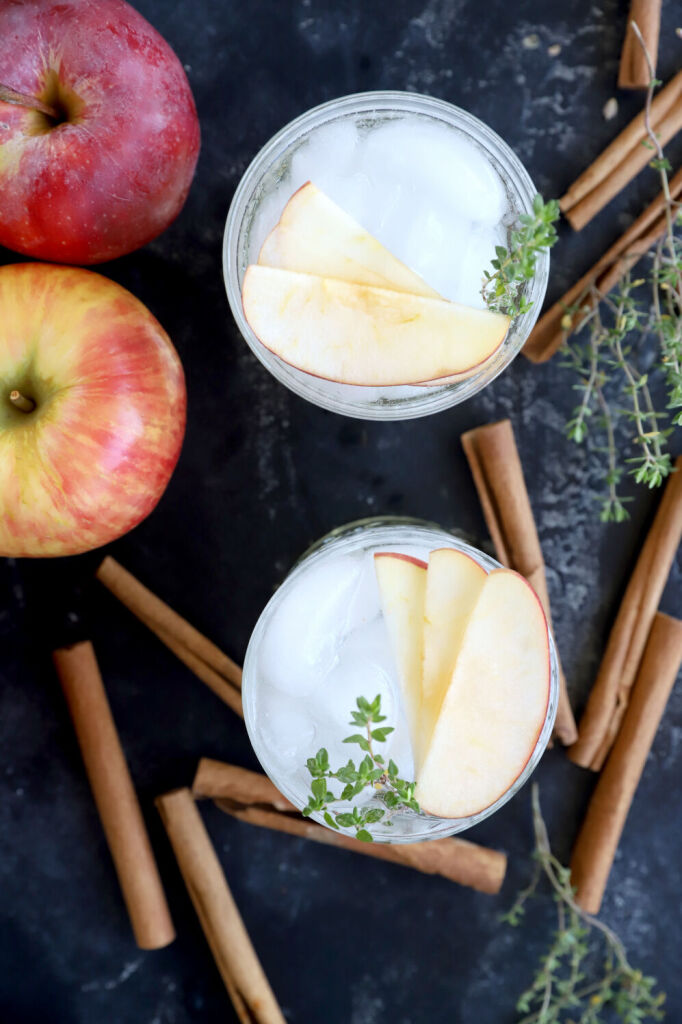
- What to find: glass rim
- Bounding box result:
[242,518,559,843]
[223,91,549,421]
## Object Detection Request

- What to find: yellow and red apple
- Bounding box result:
[0,263,186,557]
[0,0,200,264]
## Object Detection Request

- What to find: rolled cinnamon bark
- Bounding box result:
[54,641,175,950]
[224,975,254,1024]
[559,70,682,230]
[569,459,682,770]
[193,759,507,894]
[96,556,243,716]
[618,2,662,90]
[461,420,577,745]
[97,556,242,688]
[571,612,682,914]
[156,788,286,1024]
[193,759,294,811]
[524,165,682,363]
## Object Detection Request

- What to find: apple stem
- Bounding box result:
[9,390,36,414]
[0,83,59,120]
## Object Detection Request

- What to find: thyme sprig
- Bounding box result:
[503,785,666,1023]
[560,24,681,520]
[482,194,560,317]
[302,694,419,843]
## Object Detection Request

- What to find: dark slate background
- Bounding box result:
[1,1,681,1021]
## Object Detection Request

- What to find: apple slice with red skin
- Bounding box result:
[258,182,440,298]
[256,183,501,388]
[418,548,487,769]
[0,263,186,557]
[374,553,427,758]
[415,569,551,818]
[241,266,510,386]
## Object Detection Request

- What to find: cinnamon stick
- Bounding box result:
[618,4,662,90]
[54,641,175,950]
[560,69,682,230]
[193,759,294,811]
[570,612,682,913]
[461,420,577,745]
[523,165,682,363]
[569,459,682,770]
[96,556,242,713]
[156,788,286,1024]
[194,759,507,894]
[224,975,256,1024]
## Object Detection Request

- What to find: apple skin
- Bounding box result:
[0,0,200,264]
[0,263,186,557]
[374,552,428,570]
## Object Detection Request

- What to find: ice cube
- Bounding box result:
[319,171,373,228]
[323,619,395,718]
[344,551,382,633]
[310,617,398,765]
[361,120,506,226]
[451,224,505,309]
[257,685,317,765]
[398,202,464,297]
[249,188,285,259]
[259,553,364,697]
[291,120,360,190]
[365,178,415,266]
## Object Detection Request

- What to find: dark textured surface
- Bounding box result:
[1,1,681,1022]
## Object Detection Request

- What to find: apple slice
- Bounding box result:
[258,182,440,298]
[418,548,487,769]
[241,266,510,386]
[416,569,551,818]
[374,553,427,756]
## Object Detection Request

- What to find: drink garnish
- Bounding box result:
[302,695,419,842]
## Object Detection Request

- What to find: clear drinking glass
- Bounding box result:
[242,518,558,843]
[223,92,548,421]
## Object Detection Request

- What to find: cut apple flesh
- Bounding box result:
[373,553,427,756]
[258,182,440,299]
[418,548,486,769]
[241,266,510,387]
[415,569,551,819]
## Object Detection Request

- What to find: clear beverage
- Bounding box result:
[243,519,558,843]
[223,92,549,420]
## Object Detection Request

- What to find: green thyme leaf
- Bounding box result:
[355,829,373,843]
[302,695,420,841]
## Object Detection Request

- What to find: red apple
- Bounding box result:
[0,0,200,264]
[0,263,186,557]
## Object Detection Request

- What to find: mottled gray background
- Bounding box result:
[1,1,681,1022]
